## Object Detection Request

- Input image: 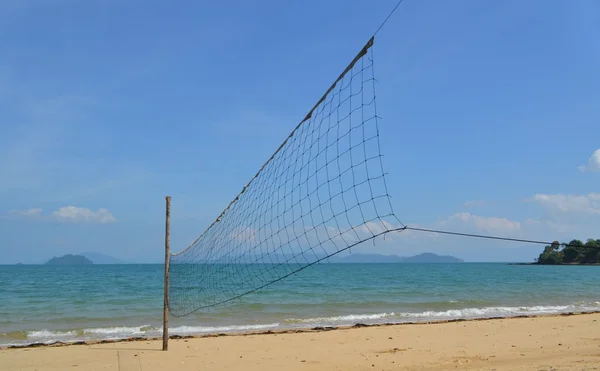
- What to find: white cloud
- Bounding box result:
[6,206,116,223]
[532,193,600,214]
[50,206,117,224]
[578,149,600,172]
[440,212,521,234]
[8,208,43,217]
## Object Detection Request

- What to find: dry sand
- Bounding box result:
[2,312,600,371]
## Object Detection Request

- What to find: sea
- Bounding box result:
[1,263,599,347]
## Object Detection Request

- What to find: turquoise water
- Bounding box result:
[1,263,599,346]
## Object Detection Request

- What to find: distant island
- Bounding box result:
[329,252,464,263]
[36,252,463,265]
[202,252,464,264]
[329,253,405,263]
[81,252,127,264]
[535,238,599,265]
[403,253,464,263]
[45,254,93,265]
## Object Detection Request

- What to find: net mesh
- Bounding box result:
[168,37,403,317]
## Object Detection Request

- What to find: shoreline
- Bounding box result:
[4,309,599,351]
[3,311,600,370]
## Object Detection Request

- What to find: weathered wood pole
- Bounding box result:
[162,196,171,351]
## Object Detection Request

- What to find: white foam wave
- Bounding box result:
[84,326,148,335]
[28,330,77,340]
[283,302,600,327]
[170,323,279,334]
[410,306,569,319]
[4,301,599,347]
[2,323,281,347]
[406,303,600,320]
[286,312,395,324]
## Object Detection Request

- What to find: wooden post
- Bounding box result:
[162,196,171,351]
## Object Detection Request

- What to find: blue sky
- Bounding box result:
[1,0,598,264]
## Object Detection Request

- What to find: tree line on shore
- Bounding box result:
[536,239,600,265]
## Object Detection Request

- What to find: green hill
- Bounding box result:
[44,254,93,265]
[535,238,600,265]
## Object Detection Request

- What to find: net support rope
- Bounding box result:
[168,37,404,317]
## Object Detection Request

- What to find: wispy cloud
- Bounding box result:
[531,193,600,215]
[8,208,43,217]
[5,206,117,224]
[51,206,117,224]
[578,149,600,173]
[439,212,521,234]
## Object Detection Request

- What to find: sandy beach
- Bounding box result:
[2,312,600,371]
